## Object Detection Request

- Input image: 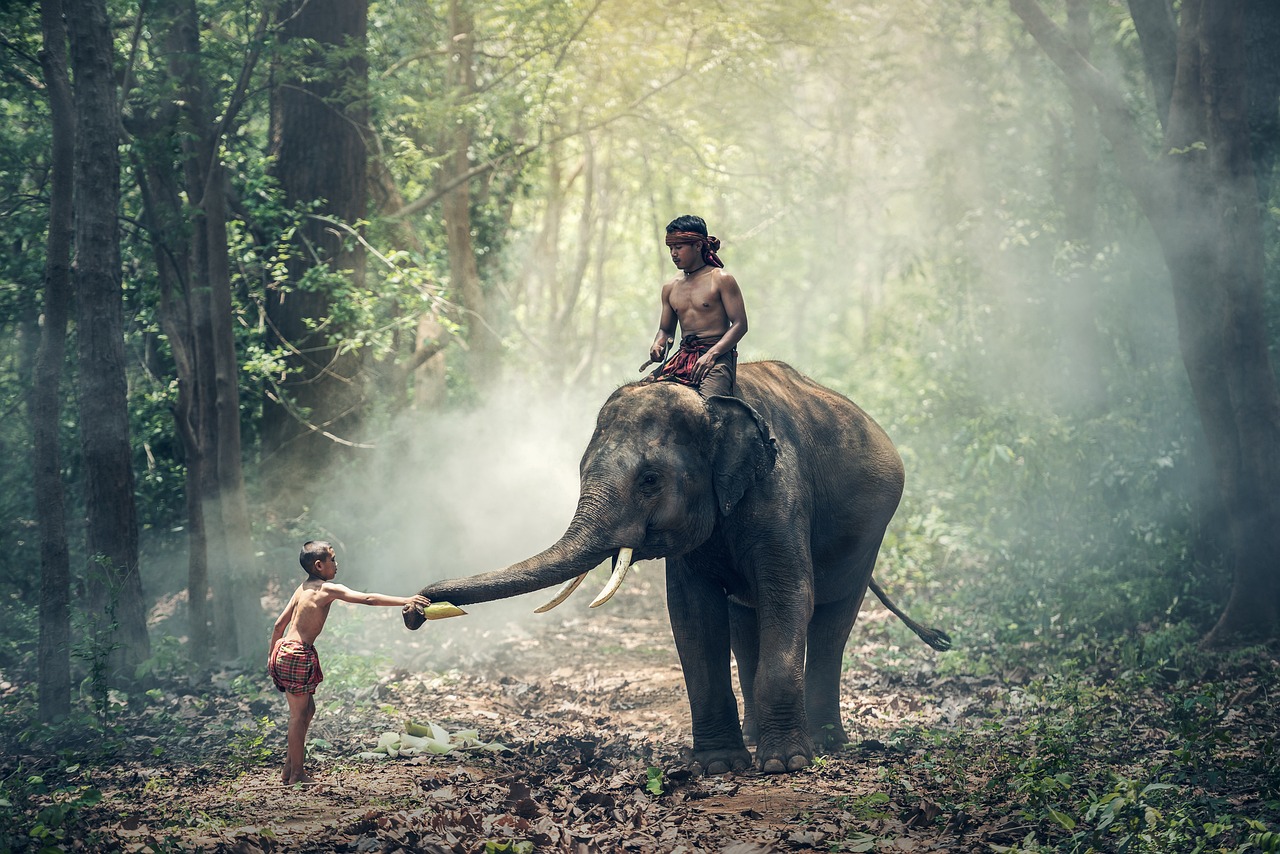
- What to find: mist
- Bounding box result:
[296,380,626,663]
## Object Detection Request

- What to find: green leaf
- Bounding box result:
[645,767,664,796]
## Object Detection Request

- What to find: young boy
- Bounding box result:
[268,540,430,785]
[640,214,749,399]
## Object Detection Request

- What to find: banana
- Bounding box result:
[416,601,467,620]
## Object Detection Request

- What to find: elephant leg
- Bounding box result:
[804,584,868,750]
[666,559,751,776]
[728,600,760,745]
[751,568,816,774]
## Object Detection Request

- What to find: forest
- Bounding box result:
[1,0,1278,851]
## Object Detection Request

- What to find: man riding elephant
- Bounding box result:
[640,214,748,400]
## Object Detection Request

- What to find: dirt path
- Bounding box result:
[64,570,997,852]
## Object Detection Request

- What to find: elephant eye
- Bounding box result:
[638,470,661,491]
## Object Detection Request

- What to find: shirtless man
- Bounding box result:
[640,214,748,399]
[268,540,430,785]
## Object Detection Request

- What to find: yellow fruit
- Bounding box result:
[417,601,467,620]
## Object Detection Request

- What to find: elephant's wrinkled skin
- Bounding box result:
[405,360,950,774]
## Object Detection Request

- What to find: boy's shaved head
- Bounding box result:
[299,540,334,573]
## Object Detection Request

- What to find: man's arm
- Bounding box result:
[642,282,678,370]
[323,582,430,610]
[708,272,747,355]
[692,272,748,382]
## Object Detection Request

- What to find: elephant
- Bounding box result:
[404,360,950,774]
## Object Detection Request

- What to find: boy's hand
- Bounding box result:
[403,594,431,615]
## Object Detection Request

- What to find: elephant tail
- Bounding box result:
[869,578,953,651]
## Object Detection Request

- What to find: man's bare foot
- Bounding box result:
[284,772,317,786]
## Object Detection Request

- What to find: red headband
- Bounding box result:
[664,231,724,268]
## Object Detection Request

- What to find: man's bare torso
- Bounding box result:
[665,267,732,339]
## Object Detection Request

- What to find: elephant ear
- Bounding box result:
[706,395,778,516]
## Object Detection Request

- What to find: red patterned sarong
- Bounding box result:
[269,639,324,694]
[645,334,737,398]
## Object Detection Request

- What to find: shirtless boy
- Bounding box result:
[268,540,430,785]
[640,214,748,399]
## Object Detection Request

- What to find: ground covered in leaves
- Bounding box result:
[2,571,1279,853]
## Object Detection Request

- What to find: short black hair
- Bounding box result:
[666,214,708,236]
[299,540,333,574]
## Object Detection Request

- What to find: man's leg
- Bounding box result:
[697,356,737,399]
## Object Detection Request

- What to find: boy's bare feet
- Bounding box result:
[284,771,317,786]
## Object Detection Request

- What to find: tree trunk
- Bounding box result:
[264,0,370,505]
[1011,0,1280,642]
[442,0,499,384]
[35,0,75,721]
[141,166,214,663]
[132,0,264,662]
[205,160,264,660]
[66,0,151,686]
[556,131,595,333]
[1161,0,1280,644]
[1127,0,1178,127]
[1060,0,1105,409]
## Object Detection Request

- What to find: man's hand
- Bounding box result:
[692,351,718,383]
[643,336,672,370]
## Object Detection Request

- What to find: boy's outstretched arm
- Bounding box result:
[323,583,429,612]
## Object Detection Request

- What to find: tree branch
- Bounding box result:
[1008,0,1164,214]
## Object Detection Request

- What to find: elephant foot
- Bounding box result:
[759,753,811,774]
[682,745,752,776]
[809,720,849,750]
[755,730,814,774]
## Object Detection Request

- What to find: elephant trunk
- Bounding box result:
[405,491,637,630]
[422,535,609,606]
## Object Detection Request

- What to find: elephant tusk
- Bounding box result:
[533,572,588,613]
[589,547,635,608]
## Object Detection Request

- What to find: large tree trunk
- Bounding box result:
[35,0,75,721]
[1010,0,1280,642]
[1161,0,1280,644]
[66,0,151,685]
[264,0,370,505]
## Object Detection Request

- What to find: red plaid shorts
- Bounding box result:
[269,639,324,694]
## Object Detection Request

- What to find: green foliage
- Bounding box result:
[0,767,103,854]
[875,640,1280,854]
[228,715,276,771]
[0,593,38,683]
[483,840,533,854]
[134,635,194,683]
